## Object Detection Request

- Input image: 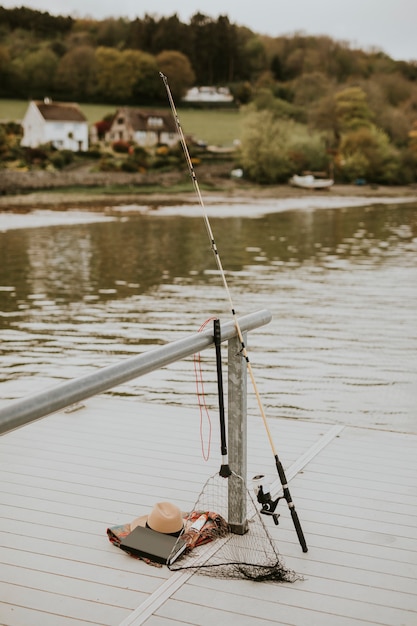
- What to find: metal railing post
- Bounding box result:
[227,330,248,534]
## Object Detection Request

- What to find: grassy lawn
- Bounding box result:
[0,99,242,146]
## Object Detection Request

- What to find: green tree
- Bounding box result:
[0,45,12,95]
[335,86,373,133]
[93,46,119,99]
[127,14,158,51]
[292,71,333,106]
[22,47,59,97]
[211,15,238,83]
[151,14,191,56]
[156,50,195,100]
[270,54,283,80]
[339,126,400,183]
[313,86,374,144]
[374,71,413,106]
[96,18,129,48]
[252,89,306,123]
[118,49,158,102]
[239,108,327,183]
[127,50,160,103]
[55,45,97,99]
[189,12,215,84]
[243,36,267,80]
[95,47,159,103]
[377,107,411,147]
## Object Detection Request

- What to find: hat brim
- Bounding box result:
[130,510,185,533]
[130,514,148,532]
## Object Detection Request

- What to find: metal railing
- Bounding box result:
[0,309,271,435]
[0,309,272,531]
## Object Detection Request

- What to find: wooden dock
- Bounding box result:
[1,395,416,625]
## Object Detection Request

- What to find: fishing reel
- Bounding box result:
[252,474,280,525]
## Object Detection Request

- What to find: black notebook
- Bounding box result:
[120,525,187,565]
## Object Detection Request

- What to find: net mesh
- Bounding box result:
[168,471,300,582]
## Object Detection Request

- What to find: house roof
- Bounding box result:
[113,108,177,133]
[34,100,87,123]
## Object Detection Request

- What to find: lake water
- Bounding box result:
[0,196,416,434]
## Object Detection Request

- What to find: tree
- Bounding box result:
[22,47,59,97]
[243,36,267,81]
[189,12,215,84]
[127,14,158,52]
[292,72,333,106]
[338,126,400,183]
[118,49,158,102]
[156,50,195,100]
[95,47,160,103]
[93,47,119,100]
[335,86,373,133]
[377,107,411,147]
[210,15,238,83]
[55,45,97,99]
[96,18,129,48]
[252,88,305,123]
[0,45,12,95]
[239,108,328,183]
[127,50,160,103]
[151,14,191,56]
[270,54,283,81]
[374,71,413,106]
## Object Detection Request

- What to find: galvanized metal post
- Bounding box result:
[227,330,248,534]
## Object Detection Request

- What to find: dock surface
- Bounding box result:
[1,395,416,625]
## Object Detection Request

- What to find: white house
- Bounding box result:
[105,108,178,147]
[21,99,89,151]
[182,86,234,104]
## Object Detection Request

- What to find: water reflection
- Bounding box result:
[0,201,416,433]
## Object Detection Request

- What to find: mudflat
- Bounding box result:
[0,164,416,211]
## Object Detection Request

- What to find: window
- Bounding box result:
[148,117,163,128]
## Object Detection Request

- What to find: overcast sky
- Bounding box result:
[2,0,416,62]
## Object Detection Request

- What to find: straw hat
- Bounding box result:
[130,502,183,535]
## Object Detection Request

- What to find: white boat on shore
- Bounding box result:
[289,174,334,189]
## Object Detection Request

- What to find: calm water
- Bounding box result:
[1,199,416,433]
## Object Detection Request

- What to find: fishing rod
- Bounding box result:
[214,318,232,479]
[160,72,308,553]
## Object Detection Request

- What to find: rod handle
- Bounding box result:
[275,455,308,552]
[290,508,308,552]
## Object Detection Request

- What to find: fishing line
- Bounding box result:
[194,317,216,461]
[160,72,307,552]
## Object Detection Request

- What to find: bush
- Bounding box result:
[120,159,139,172]
[239,109,329,183]
[49,152,66,169]
[155,145,169,156]
[339,126,402,184]
[112,140,131,153]
[60,149,74,166]
[86,148,102,159]
[129,145,148,167]
[98,156,119,172]
[24,146,49,164]
[337,152,369,182]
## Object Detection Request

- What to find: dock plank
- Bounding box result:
[1,396,416,626]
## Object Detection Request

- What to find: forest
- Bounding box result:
[1,6,417,185]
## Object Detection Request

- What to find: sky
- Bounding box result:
[1,0,416,62]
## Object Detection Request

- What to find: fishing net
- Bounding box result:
[168,471,300,582]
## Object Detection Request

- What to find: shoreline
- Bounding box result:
[1,182,417,212]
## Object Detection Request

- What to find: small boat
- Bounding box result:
[289,174,334,189]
